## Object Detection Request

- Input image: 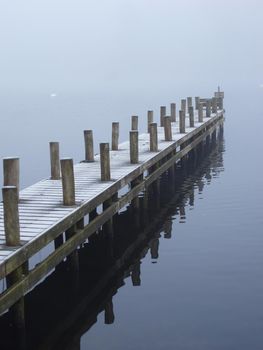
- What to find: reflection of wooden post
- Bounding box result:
[189,106,194,127]
[84,130,94,162]
[131,261,141,286]
[112,122,119,150]
[100,143,111,181]
[131,115,138,130]
[3,157,20,193]
[60,158,75,206]
[160,106,166,126]
[179,110,186,133]
[104,300,115,324]
[164,219,172,239]
[131,175,143,228]
[49,142,60,179]
[147,111,153,133]
[150,123,158,152]
[130,131,139,164]
[164,116,172,141]
[150,237,160,259]
[171,103,176,122]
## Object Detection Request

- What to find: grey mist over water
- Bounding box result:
[1,1,263,349]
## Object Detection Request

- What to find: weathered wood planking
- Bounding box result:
[0,111,223,280]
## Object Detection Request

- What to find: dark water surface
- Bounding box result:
[0,88,263,349]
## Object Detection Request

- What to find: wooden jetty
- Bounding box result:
[0,133,225,350]
[0,90,225,328]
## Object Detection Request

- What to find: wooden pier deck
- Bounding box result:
[0,93,225,322]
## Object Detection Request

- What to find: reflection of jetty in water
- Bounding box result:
[0,128,225,350]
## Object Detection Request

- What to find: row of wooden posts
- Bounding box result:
[1,96,223,248]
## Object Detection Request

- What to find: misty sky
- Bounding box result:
[0,0,263,95]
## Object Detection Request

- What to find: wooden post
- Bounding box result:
[212,97,217,113]
[150,123,158,152]
[100,143,111,181]
[84,130,94,162]
[181,99,186,114]
[130,131,139,164]
[218,97,223,109]
[206,99,211,118]
[111,122,119,150]
[187,97,192,113]
[147,110,154,133]
[179,110,186,133]
[198,103,204,122]
[60,158,75,206]
[131,115,138,130]
[164,116,172,141]
[189,106,195,127]
[195,96,200,110]
[160,106,166,127]
[171,103,176,122]
[3,157,19,192]
[49,142,60,179]
[2,186,20,246]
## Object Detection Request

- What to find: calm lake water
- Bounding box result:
[0,87,263,349]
